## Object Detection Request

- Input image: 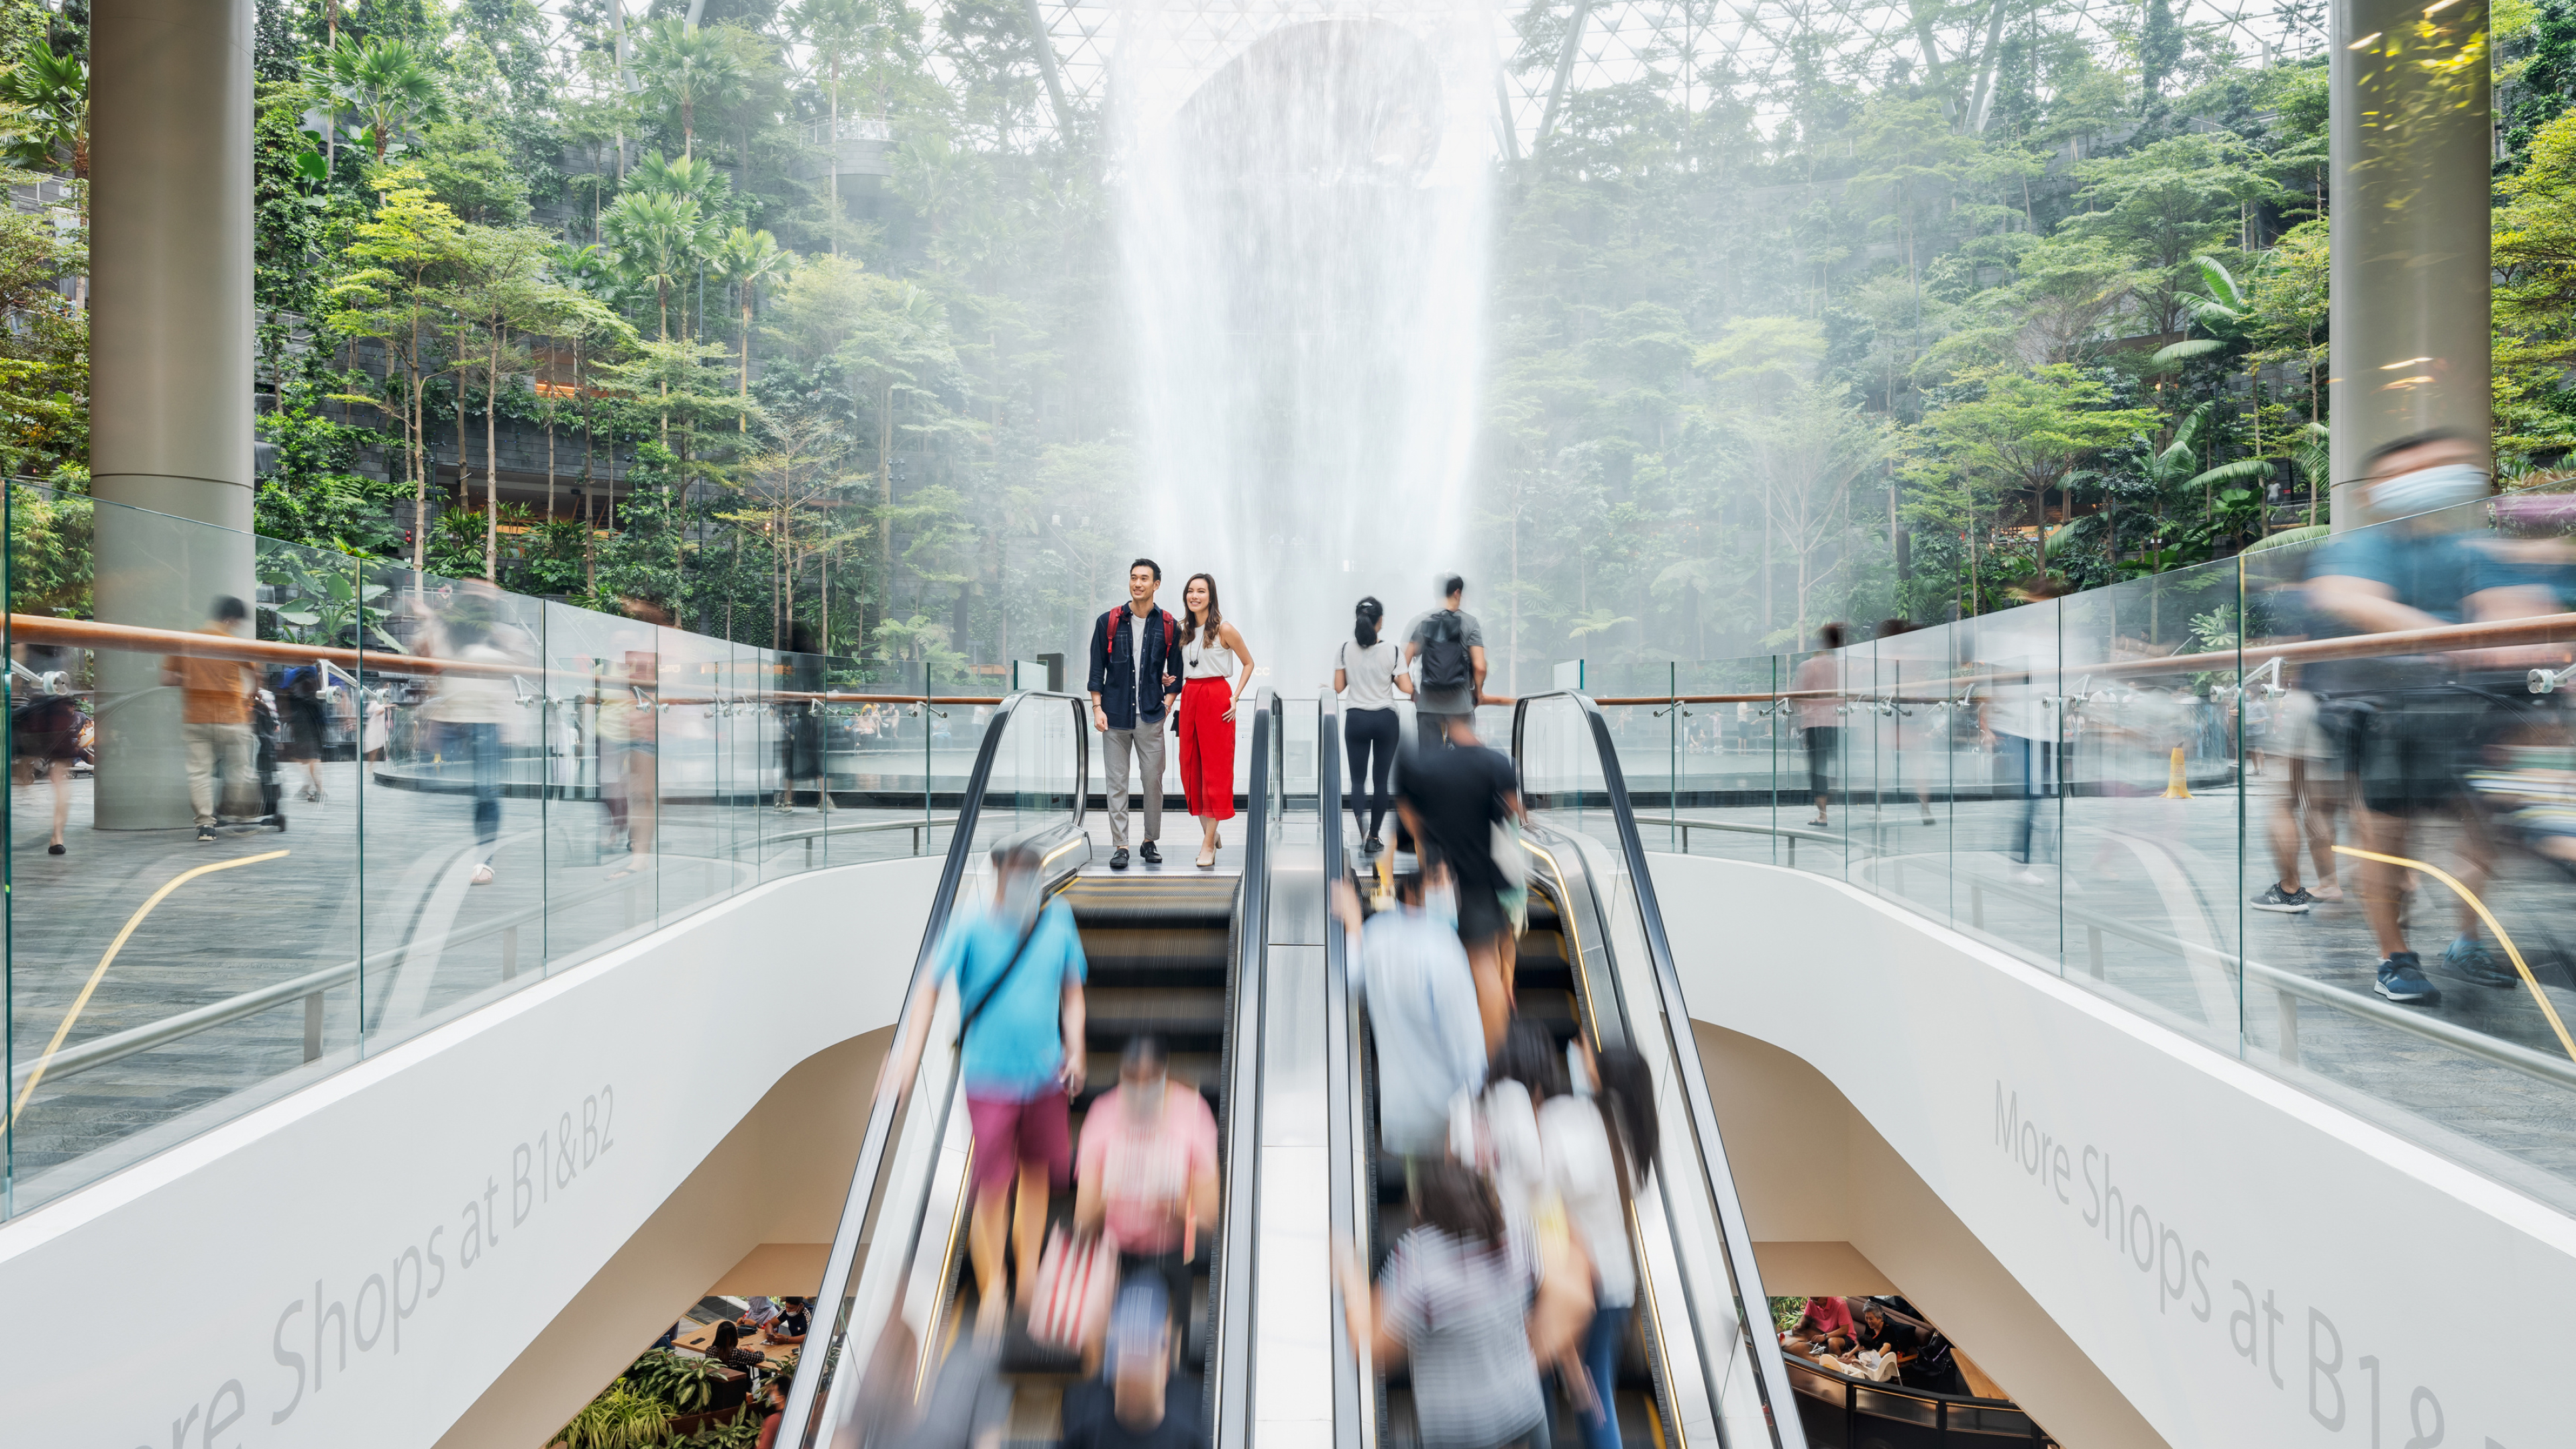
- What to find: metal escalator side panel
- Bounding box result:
[1210,689,1277,1449]
[1318,694,1371,1449]
[1509,690,1808,1449]
[777,692,1089,1449]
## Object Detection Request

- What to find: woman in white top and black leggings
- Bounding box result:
[1176,572,1258,869]
[1335,596,1407,854]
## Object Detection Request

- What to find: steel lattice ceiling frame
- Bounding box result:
[1011,0,2322,144]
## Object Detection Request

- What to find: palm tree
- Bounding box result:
[635,18,747,161]
[713,227,790,431]
[328,36,445,166]
[2137,402,2272,566]
[601,189,712,341]
[0,38,87,179]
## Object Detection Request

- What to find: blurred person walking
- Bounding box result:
[1089,560,1181,871]
[1075,1034,1218,1366]
[425,598,520,885]
[1334,869,1487,1158]
[2250,677,2346,913]
[1792,624,1845,828]
[162,595,258,843]
[1175,572,1256,869]
[1397,711,1525,1055]
[604,597,670,879]
[276,663,330,804]
[1978,578,2073,885]
[1402,576,1490,752]
[1336,1160,1576,1449]
[1061,1278,1207,1449]
[1548,1044,1657,1449]
[15,641,79,854]
[2304,430,2561,1004]
[777,623,832,814]
[1338,596,1407,855]
[882,841,1088,1328]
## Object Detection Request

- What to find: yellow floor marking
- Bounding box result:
[2332,843,2576,1065]
[9,849,290,1123]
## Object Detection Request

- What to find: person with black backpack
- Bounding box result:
[1401,575,1489,751]
[1087,559,1183,869]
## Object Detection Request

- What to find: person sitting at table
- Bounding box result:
[736,1297,780,1334]
[767,1296,811,1346]
[707,1320,766,1372]
[1780,1295,1856,1358]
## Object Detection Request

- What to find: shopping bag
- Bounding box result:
[1027,1224,1117,1352]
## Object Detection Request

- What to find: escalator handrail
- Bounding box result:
[1210,686,1283,1444]
[1317,693,1366,1449]
[1510,690,1805,1449]
[777,689,1090,1449]
[1212,688,1279,1449]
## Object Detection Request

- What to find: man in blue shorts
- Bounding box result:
[883,841,1089,1326]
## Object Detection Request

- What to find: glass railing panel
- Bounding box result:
[2051,568,2246,1057]
[648,621,731,918]
[352,562,548,1053]
[533,598,658,968]
[1512,693,1795,1448]
[1944,596,2068,971]
[4,491,366,1213]
[1566,823,1784,1449]
[786,692,1085,1448]
[2226,524,2576,1210]
[1660,655,1789,867]
[1862,627,1960,925]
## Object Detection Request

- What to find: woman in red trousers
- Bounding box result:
[1175,572,1258,869]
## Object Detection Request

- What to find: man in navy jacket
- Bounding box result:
[1087,559,1181,869]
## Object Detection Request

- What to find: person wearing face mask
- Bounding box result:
[881,842,1089,1330]
[161,595,260,843]
[1075,1035,1219,1364]
[2304,429,2563,1006]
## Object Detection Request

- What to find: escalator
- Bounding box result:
[775,690,1278,1449]
[1321,692,1807,1449]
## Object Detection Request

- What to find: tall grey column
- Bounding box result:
[2328,0,2491,531]
[87,0,256,827]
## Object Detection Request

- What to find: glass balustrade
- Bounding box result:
[1563,506,2576,1218]
[1,486,1012,1218]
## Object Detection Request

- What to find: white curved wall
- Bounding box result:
[1653,853,2576,1449]
[0,855,938,1449]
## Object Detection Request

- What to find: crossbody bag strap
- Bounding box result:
[956,917,1042,1039]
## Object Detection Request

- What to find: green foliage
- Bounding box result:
[553,1383,671,1449]
[255,382,408,556]
[7,480,89,618]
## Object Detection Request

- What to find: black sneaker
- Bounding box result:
[1364,833,1382,855]
[1110,847,1130,870]
[1139,841,1162,865]
[2374,952,2441,1006]
[2251,883,2313,914]
[2438,934,2518,989]
[195,826,216,843]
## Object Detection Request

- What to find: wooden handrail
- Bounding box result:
[1582,608,2576,707]
[3,613,1004,704]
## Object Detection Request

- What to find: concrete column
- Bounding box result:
[87,0,257,827]
[2328,0,2491,530]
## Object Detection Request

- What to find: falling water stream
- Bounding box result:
[1114,1,1499,686]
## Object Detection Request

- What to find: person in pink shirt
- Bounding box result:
[1782,1295,1858,1357]
[1077,1036,1219,1371]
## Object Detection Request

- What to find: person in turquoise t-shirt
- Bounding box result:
[883,841,1089,1328]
